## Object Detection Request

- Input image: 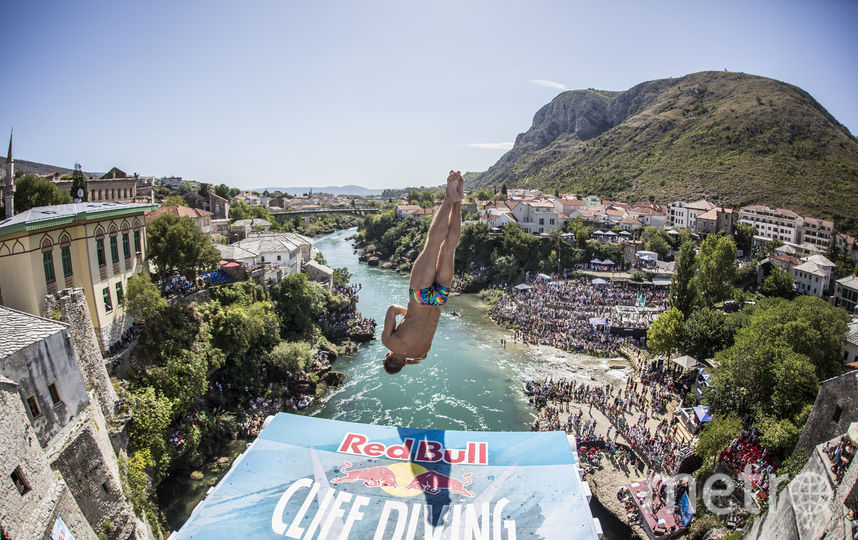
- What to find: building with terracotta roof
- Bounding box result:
[145,204,213,233]
[738,205,804,243]
[694,207,734,235]
[800,216,835,251]
[666,199,715,229]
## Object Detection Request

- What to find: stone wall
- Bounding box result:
[48,400,142,540]
[46,288,118,420]
[744,435,857,540]
[0,377,97,540]
[1,327,90,448]
[794,371,858,457]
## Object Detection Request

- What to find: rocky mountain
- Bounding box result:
[471,71,858,223]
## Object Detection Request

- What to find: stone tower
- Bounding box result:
[3,129,13,219]
[45,288,118,420]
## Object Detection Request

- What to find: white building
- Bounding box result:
[832,275,858,314]
[800,216,835,251]
[738,205,803,243]
[510,200,564,234]
[791,254,835,298]
[842,320,858,364]
[666,199,715,229]
[480,207,517,229]
[216,232,312,275]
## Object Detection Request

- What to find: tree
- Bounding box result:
[761,266,795,299]
[69,163,87,201]
[646,307,685,356]
[682,308,741,360]
[198,183,211,197]
[670,241,698,317]
[333,267,351,288]
[693,234,737,305]
[146,214,220,280]
[164,195,186,206]
[229,200,251,221]
[268,341,312,378]
[500,184,507,196]
[126,386,173,473]
[646,233,670,258]
[13,174,72,212]
[734,223,756,254]
[125,274,167,322]
[270,273,328,338]
[183,191,206,209]
[696,414,742,462]
[214,184,230,199]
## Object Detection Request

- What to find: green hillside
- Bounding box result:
[472,71,858,224]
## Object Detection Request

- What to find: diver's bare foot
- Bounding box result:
[446,171,462,202]
[457,171,464,200]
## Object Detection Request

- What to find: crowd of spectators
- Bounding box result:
[238,397,281,438]
[526,363,692,474]
[823,436,856,485]
[718,430,778,497]
[490,278,668,355]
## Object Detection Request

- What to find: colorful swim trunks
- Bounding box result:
[410,283,450,306]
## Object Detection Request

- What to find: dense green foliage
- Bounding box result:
[694,234,737,305]
[646,307,685,356]
[125,274,168,322]
[669,242,698,317]
[681,308,744,361]
[472,71,858,224]
[270,273,329,338]
[696,414,743,462]
[13,173,72,211]
[146,214,220,279]
[703,296,849,456]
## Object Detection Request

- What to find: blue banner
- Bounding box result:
[175,413,600,539]
[51,516,75,540]
[679,492,695,527]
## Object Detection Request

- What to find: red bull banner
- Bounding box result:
[174,413,600,539]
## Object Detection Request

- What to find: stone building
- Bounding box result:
[794,370,858,458]
[0,201,155,349]
[744,427,858,540]
[54,167,141,203]
[208,192,230,220]
[0,304,149,539]
[145,204,213,233]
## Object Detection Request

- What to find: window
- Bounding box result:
[261,256,265,262]
[61,246,73,276]
[96,239,106,266]
[116,282,124,303]
[277,255,282,261]
[833,406,843,423]
[110,236,119,263]
[103,287,113,312]
[10,466,30,496]
[539,218,544,225]
[133,231,141,254]
[43,251,56,284]
[122,233,130,258]
[48,382,61,405]
[26,395,41,418]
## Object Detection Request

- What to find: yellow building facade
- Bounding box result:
[0,202,155,348]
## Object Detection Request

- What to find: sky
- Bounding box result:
[2,0,857,190]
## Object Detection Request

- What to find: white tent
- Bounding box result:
[514,283,533,290]
[665,229,680,235]
[672,355,699,370]
[590,258,603,264]
[604,231,617,236]
[619,231,632,236]
[591,278,608,285]
[588,317,607,326]
[602,258,616,266]
[536,273,553,281]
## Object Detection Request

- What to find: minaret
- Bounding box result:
[4,129,13,218]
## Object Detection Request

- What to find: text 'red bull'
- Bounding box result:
[337,433,488,465]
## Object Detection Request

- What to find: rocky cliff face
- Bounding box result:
[473,71,858,222]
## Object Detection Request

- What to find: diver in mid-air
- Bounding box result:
[381,171,463,374]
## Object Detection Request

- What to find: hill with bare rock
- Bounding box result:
[471,71,858,223]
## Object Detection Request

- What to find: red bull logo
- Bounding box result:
[331,461,476,497]
[330,462,398,488]
[336,432,488,465]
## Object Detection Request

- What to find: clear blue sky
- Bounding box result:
[2,0,856,190]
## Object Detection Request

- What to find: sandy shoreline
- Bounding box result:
[510,340,685,538]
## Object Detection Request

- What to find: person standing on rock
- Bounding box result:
[381,171,463,374]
